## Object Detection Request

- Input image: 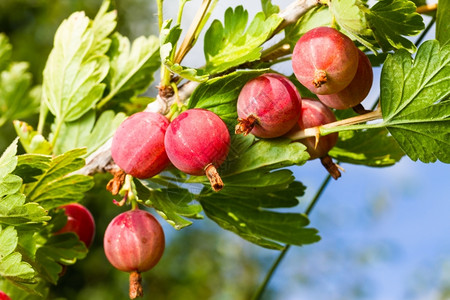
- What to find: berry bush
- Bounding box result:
[0,0,448,299]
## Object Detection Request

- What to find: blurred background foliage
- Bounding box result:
[0,1,269,299]
[1,1,449,299]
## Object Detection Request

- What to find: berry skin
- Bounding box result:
[55,203,95,248]
[111,112,170,179]
[318,49,373,110]
[297,99,338,159]
[236,73,302,138]
[292,27,359,95]
[164,109,230,191]
[104,209,165,299]
[0,291,11,300]
[291,99,341,179]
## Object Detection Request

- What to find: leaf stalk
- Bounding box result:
[286,107,383,140]
[174,0,214,64]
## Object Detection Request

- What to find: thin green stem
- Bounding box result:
[96,91,115,110]
[157,0,164,31]
[173,0,213,64]
[252,174,333,300]
[415,16,436,47]
[176,0,189,25]
[305,174,332,215]
[51,118,63,147]
[252,245,291,300]
[37,100,49,135]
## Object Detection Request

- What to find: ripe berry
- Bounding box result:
[104,209,165,299]
[292,27,359,95]
[164,109,230,191]
[318,49,373,110]
[291,99,341,179]
[236,73,302,138]
[111,112,170,179]
[55,203,95,248]
[0,291,11,300]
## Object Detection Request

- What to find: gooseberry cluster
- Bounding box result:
[107,108,231,298]
[235,26,373,178]
[292,27,373,110]
[100,25,373,299]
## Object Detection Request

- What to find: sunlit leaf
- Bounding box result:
[380,40,450,162]
[204,6,282,74]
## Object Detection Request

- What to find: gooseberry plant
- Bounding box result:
[0,0,448,299]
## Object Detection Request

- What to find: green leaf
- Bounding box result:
[14,154,52,184]
[366,0,424,53]
[0,33,12,72]
[204,6,283,74]
[13,121,53,155]
[380,40,450,163]
[91,0,117,55]
[135,179,203,230]
[285,6,332,49]
[0,62,40,127]
[0,252,35,283]
[0,202,50,227]
[35,234,87,284]
[0,140,50,227]
[437,0,450,46]
[104,33,160,103]
[219,169,304,204]
[160,19,182,62]
[0,225,17,258]
[199,177,320,250]
[23,149,94,210]
[223,139,309,177]
[329,128,405,166]
[0,226,35,283]
[261,0,280,17]
[163,60,209,82]
[188,69,267,126]
[53,110,126,156]
[43,9,115,123]
[328,0,378,52]
[0,138,18,179]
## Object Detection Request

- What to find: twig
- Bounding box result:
[416,3,437,14]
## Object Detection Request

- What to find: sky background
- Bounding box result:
[160,1,450,299]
